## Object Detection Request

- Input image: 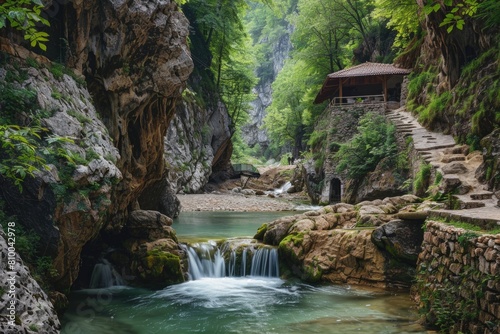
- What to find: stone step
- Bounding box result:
[441,174,462,193]
[470,192,494,200]
[441,154,466,163]
[414,143,457,151]
[443,145,470,155]
[458,200,486,209]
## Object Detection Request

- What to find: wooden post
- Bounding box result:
[383,75,387,102]
[339,79,343,104]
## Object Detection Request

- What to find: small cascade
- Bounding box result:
[89,259,125,288]
[273,181,292,195]
[181,241,280,280]
[250,248,279,277]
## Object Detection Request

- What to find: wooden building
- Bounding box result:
[314,62,412,106]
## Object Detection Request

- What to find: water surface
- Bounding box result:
[61,211,426,334]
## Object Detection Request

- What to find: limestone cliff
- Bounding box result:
[163,85,232,194]
[401,0,500,192]
[241,25,293,151]
[0,0,193,298]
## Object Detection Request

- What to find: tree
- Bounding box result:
[264,58,323,157]
[0,0,50,50]
[291,0,350,74]
[372,0,421,49]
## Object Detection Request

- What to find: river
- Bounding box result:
[60,211,427,334]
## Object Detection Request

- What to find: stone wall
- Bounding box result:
[319,103,386,204]
[415,220,500,333]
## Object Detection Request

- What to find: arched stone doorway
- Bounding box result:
[329,178,341,203]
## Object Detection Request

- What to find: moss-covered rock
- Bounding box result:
[253,223,268,240]
[140,249,184,288]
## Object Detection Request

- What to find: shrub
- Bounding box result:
[335,113,397,179]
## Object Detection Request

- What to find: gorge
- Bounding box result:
[0,0,499,334]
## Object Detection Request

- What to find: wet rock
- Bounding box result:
[125,210,175,242]
[371,219,424,264]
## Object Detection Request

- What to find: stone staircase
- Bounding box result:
[386,108,499,219]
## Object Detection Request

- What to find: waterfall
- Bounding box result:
[267,181,292,196]
[89,259,125,288]
[182,241,279,280]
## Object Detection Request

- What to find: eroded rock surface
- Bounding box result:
[0,227,60,334]
[256,195,428,288]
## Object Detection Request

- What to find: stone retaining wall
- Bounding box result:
[415,220,500,333]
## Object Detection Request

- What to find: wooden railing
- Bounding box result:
[328,94,386,107]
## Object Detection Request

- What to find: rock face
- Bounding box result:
[256,195,427,288]
[0,53,121,292]
[477,129,500,192]
[164,94,232,194]
[120,210,185,289]
[0,0,193,294]
[61,0,193,223]
[371,219,424,264]
[241,24,293,150]
[0,227,60,334]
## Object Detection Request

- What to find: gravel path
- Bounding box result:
[178,193,300,212]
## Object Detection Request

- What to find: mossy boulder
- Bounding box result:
[253,223,268,240]
[139,249,184,288]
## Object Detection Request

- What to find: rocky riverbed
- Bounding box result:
[178,193,301,212]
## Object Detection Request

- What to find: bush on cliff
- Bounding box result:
[335,112,397,180]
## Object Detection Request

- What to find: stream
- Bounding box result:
[61,211,426,334]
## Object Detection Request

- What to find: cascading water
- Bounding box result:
[181,240,280,280]
[268,181,292,196]
[89,259,124,288]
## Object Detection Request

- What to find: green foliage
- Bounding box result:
[413,162,431,195]
[418,91,452,126]
[407,70,437,102]
[0,0,50,50]
[0,81,75,191]
[424,0,478,33]
[457,231,480,248]
[231,129,265,164]
[372,0,421,49]
[0,125,49,190]
[67,109,92,124]
[335,113,397,179]
[477,0,500,28]
[0,83,37,123]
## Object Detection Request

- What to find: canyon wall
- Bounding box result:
[0,0,193,297]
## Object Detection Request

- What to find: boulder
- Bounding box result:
[442,161,468,174]
[125,210,175,242]
[371,219,424,264]
[263,216,296,245]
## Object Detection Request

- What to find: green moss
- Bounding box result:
[254,223,268,240]
[144,249,183,283]
[303,262,323,282]
[278,232,304,264]
[280,232,304,247]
